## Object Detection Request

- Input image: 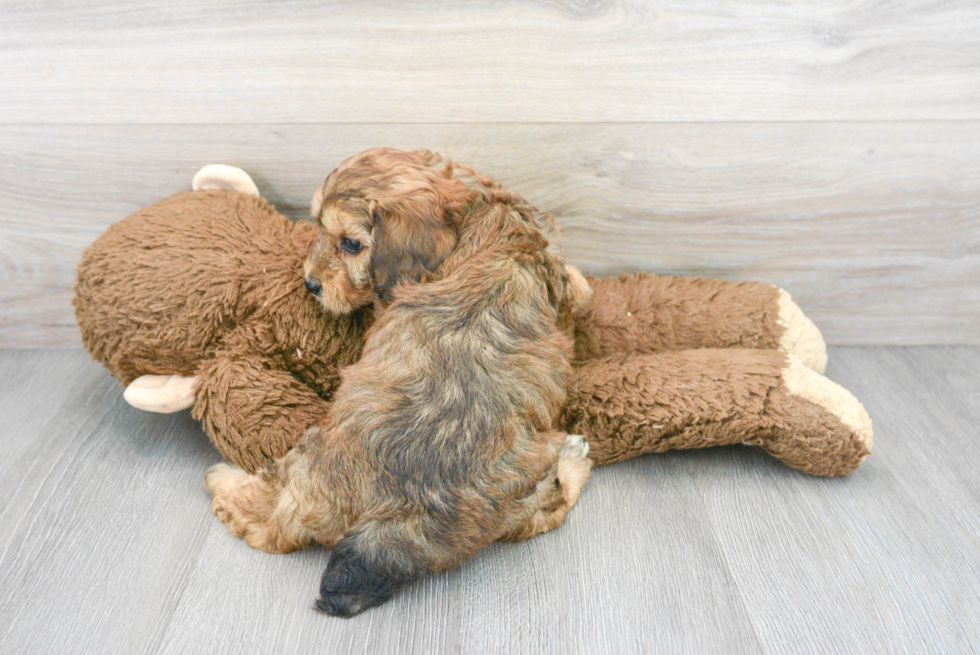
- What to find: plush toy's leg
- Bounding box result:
[561,349,872,476]
[191,164,260,197]
[123,374,197,413]
[193,356,332,473]
[576,273,827,374]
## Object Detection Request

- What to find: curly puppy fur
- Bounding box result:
[207,149,593,617]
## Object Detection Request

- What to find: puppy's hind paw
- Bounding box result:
[565,265,594,313]
[561,433,590,459]
[557,434,592,507]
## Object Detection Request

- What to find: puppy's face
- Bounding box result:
[304,194,376,314]
[304,149,468,314]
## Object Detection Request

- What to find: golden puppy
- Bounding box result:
[206,149,592,617]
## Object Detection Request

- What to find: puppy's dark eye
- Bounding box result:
[340,237,363,254]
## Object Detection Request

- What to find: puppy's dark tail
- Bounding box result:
[315,533,419,618]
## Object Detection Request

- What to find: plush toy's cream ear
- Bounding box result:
[566,265,593,313]
[192,164,260,197]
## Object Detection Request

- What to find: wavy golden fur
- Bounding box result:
[207,148,592,617]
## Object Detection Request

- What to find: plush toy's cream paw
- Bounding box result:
[776,289,828,374]
[782,355,873,451]
[123,374,198,413]
[192,164,260,197]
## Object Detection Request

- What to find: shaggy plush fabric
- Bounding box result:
[562,349,870,477]
[74,191,367,469]
[575,273,783,359]
[75,189,871,476]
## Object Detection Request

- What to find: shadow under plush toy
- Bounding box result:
[74,159,872,477]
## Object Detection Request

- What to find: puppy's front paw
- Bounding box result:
[205,463,253,536]
[205,463,249,498]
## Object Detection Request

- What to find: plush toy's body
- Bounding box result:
[75,174,872,477]
[75,190,367,464]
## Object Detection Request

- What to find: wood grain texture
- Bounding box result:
[1,122,977,347]
[685,346,980,653]
[1,347,979,654]
[0,351,219,655]
[2,0,980,123]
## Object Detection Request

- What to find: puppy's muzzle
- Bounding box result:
[304,277,323,296]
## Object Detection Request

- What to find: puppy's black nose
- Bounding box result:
[305,277,322,296]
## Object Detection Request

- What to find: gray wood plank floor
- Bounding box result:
[1,347,978,654]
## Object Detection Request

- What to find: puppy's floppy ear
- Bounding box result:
[369,204,457,303]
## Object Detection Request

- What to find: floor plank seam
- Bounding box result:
[682,461,767,654]
[141,497,217,655]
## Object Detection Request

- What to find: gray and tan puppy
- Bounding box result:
[205,148,592,616]
[199,149,870,616]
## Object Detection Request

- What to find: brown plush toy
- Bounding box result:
[74,165,872,477]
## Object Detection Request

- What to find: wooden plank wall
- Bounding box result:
[1,0,977,347]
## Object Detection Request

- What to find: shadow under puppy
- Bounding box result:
[206,149,593,617]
